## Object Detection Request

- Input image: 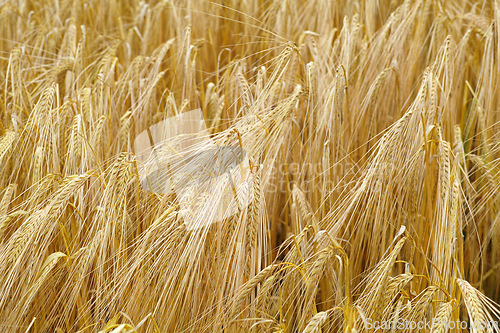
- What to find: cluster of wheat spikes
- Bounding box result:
[1,0,500,332]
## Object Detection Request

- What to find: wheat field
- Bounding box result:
[1,0,500,332]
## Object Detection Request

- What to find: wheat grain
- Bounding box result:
[302,309,330,333]
[245,171,260,275]
[457,279,490,332]
[232,263,284,316]
[0,184,16,216]
[430,302,453,333]
[0,131,17,162]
